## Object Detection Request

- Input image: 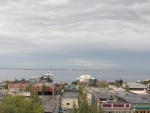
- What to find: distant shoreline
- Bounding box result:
[0,68,123,71]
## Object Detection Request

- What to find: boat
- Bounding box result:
[40,71,54,83]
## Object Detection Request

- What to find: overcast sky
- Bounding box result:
[0,0,150,70]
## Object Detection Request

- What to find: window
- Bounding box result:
[67,103,70,105]
[103,104,111,107]
[113,104,124,107]
[126,104,129,107]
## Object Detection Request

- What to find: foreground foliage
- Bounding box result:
[0,92,44,113]
[73,85,102,113]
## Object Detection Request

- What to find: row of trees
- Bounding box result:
[14,78,26,82]
[73,85,103,113]
[0,91,44,113]
[108,79,124,87]
[0,79,51,112]
[108,79,130,91]
[144,80,150,84]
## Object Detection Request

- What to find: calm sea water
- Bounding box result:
[0,69,149,83]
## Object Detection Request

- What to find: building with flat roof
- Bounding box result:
[111,90,150,113]
[33,83,56,96]
[8,81,29,92]
[86,87,132,113]
[31,72,56,96]
[125,83,147,91]
[61,91,78,112]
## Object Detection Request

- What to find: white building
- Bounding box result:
[77,75,96,84]
[125,82,147,91]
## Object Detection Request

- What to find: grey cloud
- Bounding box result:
[0,0,150,69]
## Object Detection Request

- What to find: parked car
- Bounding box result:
[59,109,69,113]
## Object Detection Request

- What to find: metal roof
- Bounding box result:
[62,91,78,98]
[41,96,57,112]
[127,83,147,88]
[111,90,150,104]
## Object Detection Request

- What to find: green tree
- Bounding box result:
[72,80,78,85]
[59,86,64,94]
[21,78,26,82]
[115,79,123,87]
[108,82,115,85]
[115,80,119,87]
[25,84,32,92]
[64,82,68,85]
[100,82,107,88]
[15,78,19,82]
[125,84,130,91]
[41,83,46,95]
[0,95,44,113]
[119,79,123,86]
[144,80,150,84]
[73,85,102,113]
[30,90,41,103]
[5,81,9,89]
[25,84,39,102]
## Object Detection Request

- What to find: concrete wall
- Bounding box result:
[87,92,92,105]
[61,98,78,109]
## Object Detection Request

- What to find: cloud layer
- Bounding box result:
[0,0,150,69]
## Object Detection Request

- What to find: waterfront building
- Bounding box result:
[8,81,29,92]
[77,75,97,86]
[32,71,56,96]
[32,83,56,96]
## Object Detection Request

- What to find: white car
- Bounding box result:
[59,109,69,113]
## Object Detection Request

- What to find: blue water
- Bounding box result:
[0,69,149,83]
